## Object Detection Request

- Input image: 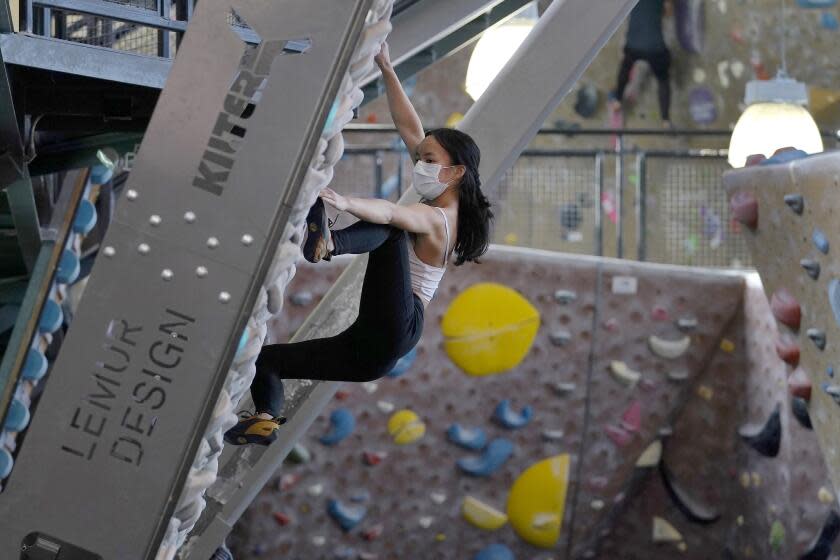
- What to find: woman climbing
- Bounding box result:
[224,42,494,445]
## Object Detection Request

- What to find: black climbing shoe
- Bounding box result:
[224,411,287,446]
[302,197,333,263]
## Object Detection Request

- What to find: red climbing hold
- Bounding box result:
[770,288,801,331]
[788,368,812,401]
[361,523,384,541]
[273,512,292,526]
[335,390,350,401]
[651,306,669,321]
[620,401,642,433]
[729,191,758,230]
[745,154,767,167]
[772,146,798,158]
[363,451,387,466]
[775,336,800,366]
[604,318,620,332]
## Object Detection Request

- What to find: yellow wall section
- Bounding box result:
[440,283,540,376]
[506,454,570,548]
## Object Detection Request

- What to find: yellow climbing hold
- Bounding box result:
[461,496,508,530]
[819,487,835,504]
[677,542,687,552]
[387,409,426,445]
[441,283,540,376]
[720,339,735,353]
[697,385,714,401]
[445,112,465,128]
[507,454,570,548]
[435,533,446,542]
[635,440,662,468]
[504,232,519,245]
[652,516,683,543]
[610,361,642,386]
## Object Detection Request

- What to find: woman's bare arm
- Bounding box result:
[321,188,436,234]
[375,43,425,160]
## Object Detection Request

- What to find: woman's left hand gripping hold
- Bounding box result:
[320,187,349,212]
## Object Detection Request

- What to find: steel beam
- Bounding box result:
[35,0,187,33]
[0,0,373,558]
[184,0,636,555]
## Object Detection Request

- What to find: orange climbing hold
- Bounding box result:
[775,336,800,366]
[770,288,801,331]
[788,368,812,400]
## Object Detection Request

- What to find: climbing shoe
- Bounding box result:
[224,411,287,446]
[302,197,333,263]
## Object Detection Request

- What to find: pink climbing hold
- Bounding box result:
[770,288,801,331]
[788,368,812,400]
[362,523,384,541]
[279,473,302,491]
[604,424,633,447]
[729,191,758,230]
[651,306,669,321]
[775,336,800,366]
[273,512,292,526]
[620,401,642,433]
[639,378,658,392]
[363,451,387,466]
[604,318,620,332]
[745,154,767,167]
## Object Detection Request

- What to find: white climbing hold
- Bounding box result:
[667,370,689,382]
[676,317,698,332]
[550,382,576,395]
[693,68,706,83]
[376,400,395,413]
[590,500,605,511]
[542,429,565,441]
[648,335,691,359]
[419,516,434,529]
[549,330,572,346]
[731,59,744,78]
[717,60,730,88]
[610,361,641,386]
[635,440,662,468]
[652,516,683,543]
[430,491,447,505]
[554,290,577,304]
[312,536,326,547]
[361,382,378,394]
[307,483,324,497]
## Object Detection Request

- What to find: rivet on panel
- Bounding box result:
[196,266,208,278]
[207,237,220,249]
[241,234,254,246]
[103,246,116,257]
[219,291,231,303]
[149,215,162,226]
[138,243,150,255]
[161,269,174,281]
[184,211,196,223]
[126,189,138,200]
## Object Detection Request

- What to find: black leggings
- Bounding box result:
[615,47,671,121]
[251,220,425,417]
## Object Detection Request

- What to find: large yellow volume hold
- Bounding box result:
[507,454,570,548]
[441,283,540,376]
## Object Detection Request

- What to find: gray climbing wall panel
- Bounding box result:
[224,247,836,559]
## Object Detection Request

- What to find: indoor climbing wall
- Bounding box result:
[225,246,837,559]
[725,148,840,556]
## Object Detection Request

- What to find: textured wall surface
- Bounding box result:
[228,246,837,559]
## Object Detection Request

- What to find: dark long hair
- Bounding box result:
[425,128,493,265]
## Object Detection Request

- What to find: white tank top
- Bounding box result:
[408,207,451,304]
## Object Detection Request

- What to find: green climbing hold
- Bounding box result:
[769,520,786,552]
[285,443,311,464]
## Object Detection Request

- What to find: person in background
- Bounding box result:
[609,0,674,127]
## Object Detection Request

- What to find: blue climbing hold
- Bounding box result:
[348,489,370,503]
[57,249,81,284]
[813,229,830,254]
[38,299,63,334]
[474,544,515,560]
[320,408,355,446]
[90,164,113,185]
[797,0,836,7]
[0,447,12,479]
[830,280,840,328]
[73,199,98,235]
[762,149,809,165]
[22,349,48,382]
[822,11,839,29]
[236,328,250,356]
[4,397,30,432]
[446,423,488,450]
[323,99,340,135]
[332,546,357,559]
[327,499,367,531]
[387,347,417,378]
[457,438,514,477]
[830,366,836,379]
[493,400,533,429]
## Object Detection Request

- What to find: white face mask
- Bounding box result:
[413,160,457,200]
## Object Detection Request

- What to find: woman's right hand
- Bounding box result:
[374,42,392,72]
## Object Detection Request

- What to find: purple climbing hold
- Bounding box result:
[688,87,717,124]
[675,0,706,53]
[474,544,514,560]
[813,229,830,254]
